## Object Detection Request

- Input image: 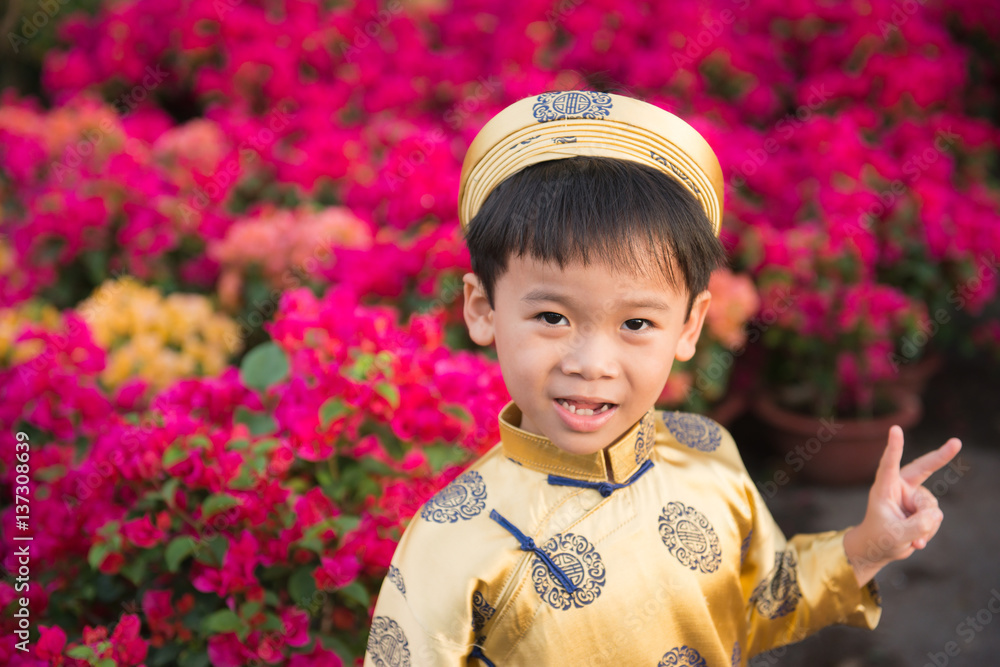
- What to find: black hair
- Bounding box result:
[464,156,728,320]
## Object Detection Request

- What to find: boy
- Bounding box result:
[363,91,961,666]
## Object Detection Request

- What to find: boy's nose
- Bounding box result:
[559,332,619,380]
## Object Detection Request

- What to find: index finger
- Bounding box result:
[900,438,962,487]
[873,425,905,494]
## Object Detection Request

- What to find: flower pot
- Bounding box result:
[707,391,748,428]
[752,390,923,486]
[878,350,944,397]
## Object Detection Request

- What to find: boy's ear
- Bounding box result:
[674,289,711,362]
[463,272,496,346]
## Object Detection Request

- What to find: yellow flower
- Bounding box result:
[78,277,244,390]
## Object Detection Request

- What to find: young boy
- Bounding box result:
[363,91,961,666]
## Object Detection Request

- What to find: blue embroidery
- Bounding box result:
[506,457,523,466]
[731,641,741,667]
[865,579,882,607]
[634,411,657,463]
[658,645,708,667]
[387,565,405,596]
[469,645,496,667]
[531,532,606,610]
[658,502,722,573]
[367,616,410,667]
[750,550,802,619]
[649,150,703,195]
[472,591,495,636]
[552,136,577,144]
[739,530,752,566]
[533,91,613,122]
[490,509,580,593]
[547,458,654,497]
[508,134,541,150]
[661,412,722,452]
[420,470,487,523]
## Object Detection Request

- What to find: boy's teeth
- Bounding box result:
[557,399,612,415]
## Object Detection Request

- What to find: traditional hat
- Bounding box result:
[458,90,724,236]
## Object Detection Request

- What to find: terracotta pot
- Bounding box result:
[707,391,748,428]
[878,351,944,396]
[752,390,922,486]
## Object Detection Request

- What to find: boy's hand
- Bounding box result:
[842,425,962,587]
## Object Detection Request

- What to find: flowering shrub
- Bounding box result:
[1,0,999,663]
[1,286,507,665]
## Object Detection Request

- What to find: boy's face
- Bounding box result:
[463,253,711,457]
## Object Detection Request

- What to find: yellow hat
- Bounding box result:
[458,90,724,236]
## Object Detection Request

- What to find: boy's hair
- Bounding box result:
[464,156,728,320]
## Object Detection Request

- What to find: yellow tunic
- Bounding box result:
[364,402,881,666]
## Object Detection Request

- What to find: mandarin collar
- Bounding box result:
[497,400,658,483]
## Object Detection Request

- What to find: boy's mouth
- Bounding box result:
[555,397,617,416]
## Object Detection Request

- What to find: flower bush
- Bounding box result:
[1,0,999,663]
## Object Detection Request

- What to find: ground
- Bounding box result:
[734,354,1000,667]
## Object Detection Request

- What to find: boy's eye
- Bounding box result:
[623,318,652,331]
[536,312,567,326]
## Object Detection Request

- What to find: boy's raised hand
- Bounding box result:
[842,425,962,587]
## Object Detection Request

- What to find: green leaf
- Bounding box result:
[374,382,400,409]
[178,650,211,667]
[331,515,360,534]
[120,555,148,585]
[239,600,263,619]
[319,397,350,428]
[202,609,242,634]
[189,435,211,449]
[67,645,95,659]
[240,342,290,391]
[229,468,257,491]
[289,566,317,606]
[87,543,111,571]
[227,437,251,451]
[424,444,468,472]
[441,403,473,423]
[202,493,241,520]
[96,658,116,667]
[339,581,370,608]
[160,478,180,507]
[162,444,190,469]
[234,407,278,435]
[259,612,283,632]
[166,536,197,573]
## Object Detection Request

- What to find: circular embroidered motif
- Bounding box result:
[532,91,613,122]
[658,645,708,667]
[420,470,487,523]
[739,530,753,565]
[471,590,495,636]
[367,616,410,667]
[387,565,405,596]
[750,550,802,619]
[731,641,741,667]
[633,412,657,464]
[531,532,606,610]
[662,412,722,452]
[658,501,722,574]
